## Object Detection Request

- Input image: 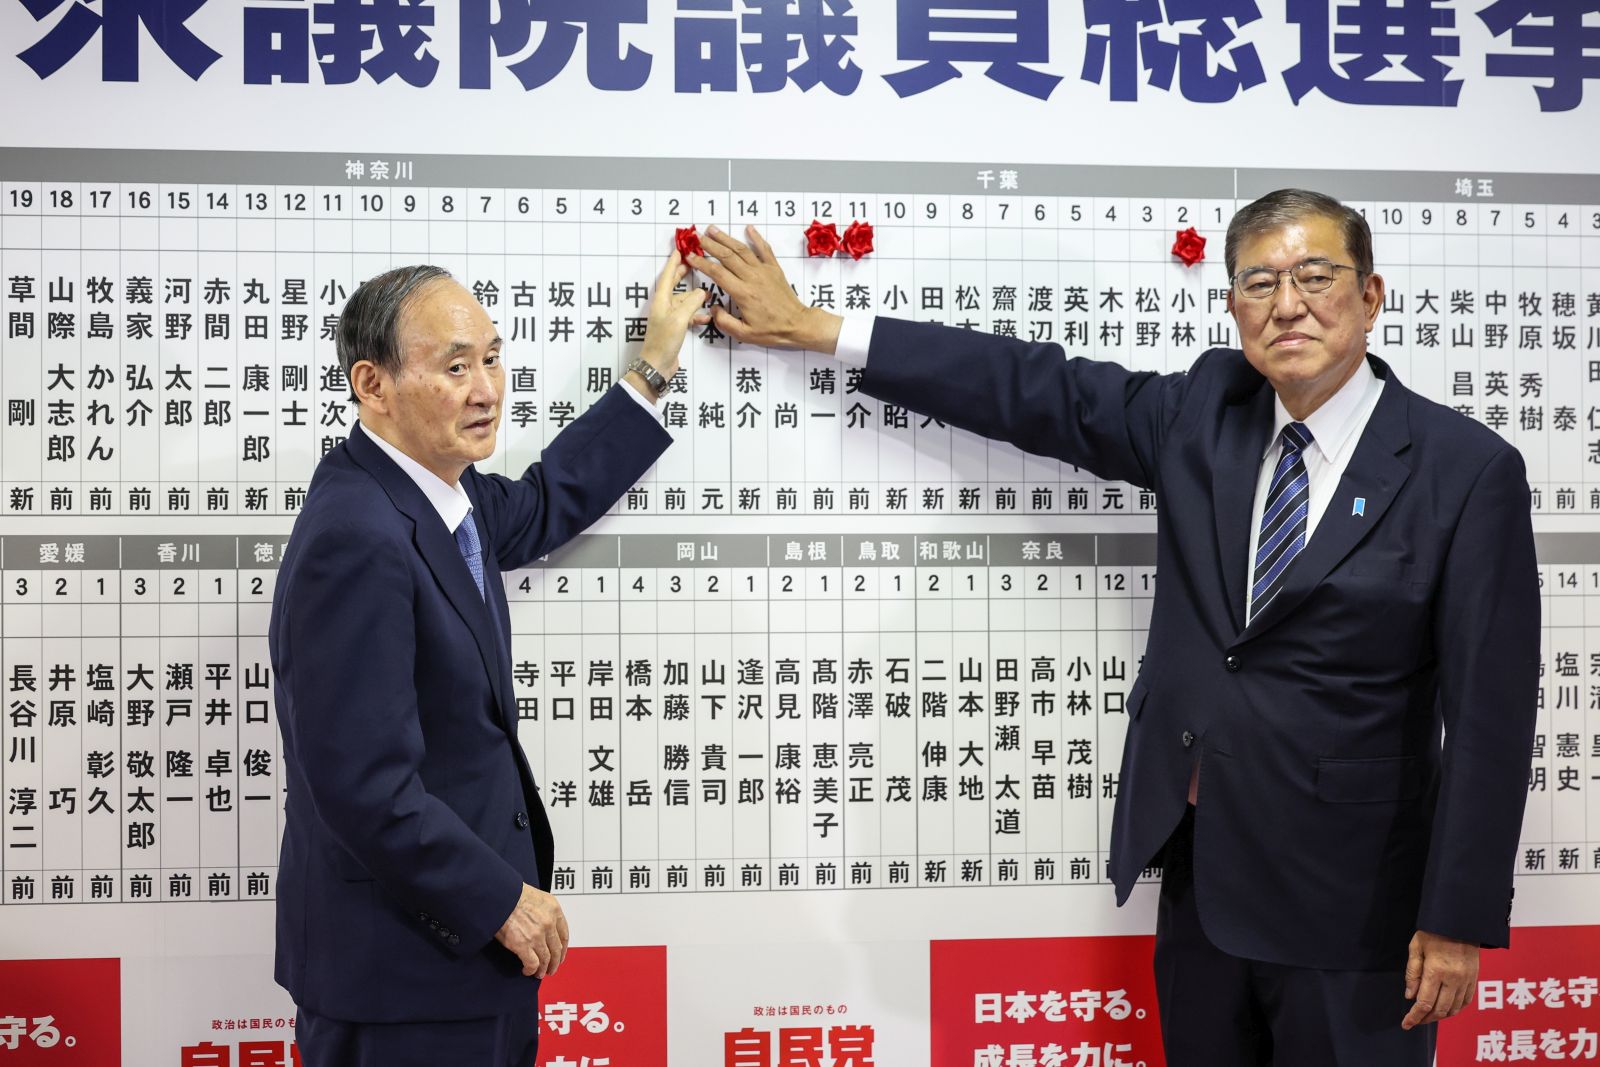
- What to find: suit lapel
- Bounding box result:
[464,482,523,741]
[347,426,512,727]
[1241,357,1413,639]
[1213,381,1276,636]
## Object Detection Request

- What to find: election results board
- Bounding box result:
[3,0,1600,1060]
[0,149,1597,1066]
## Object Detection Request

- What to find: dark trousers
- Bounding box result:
[295,1005,539,1067]
[1154,807,1437,1067]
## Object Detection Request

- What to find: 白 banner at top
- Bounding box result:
[0,1,1596,169]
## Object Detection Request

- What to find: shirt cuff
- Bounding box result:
[833,314,876,368]
[621,378,667,424]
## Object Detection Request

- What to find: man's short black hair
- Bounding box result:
[1225,189,1373,280]
[336,265,452,402]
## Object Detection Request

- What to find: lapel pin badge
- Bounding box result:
[1352,497,1366,517]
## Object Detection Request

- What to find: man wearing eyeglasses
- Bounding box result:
[690,188,1538,1067]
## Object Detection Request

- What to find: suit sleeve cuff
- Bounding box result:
[436,858,526,958]
[833,314,876,368]
[621,377,667,423]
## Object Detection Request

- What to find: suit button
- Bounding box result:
[1181,731,1195,748]
[1224,655,1241,672]
[448,934,460,946]
[514,811,529,830]
[418,911,430,923]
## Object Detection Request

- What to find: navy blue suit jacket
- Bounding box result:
[860,317,1539,971]
[270,384,670,1021]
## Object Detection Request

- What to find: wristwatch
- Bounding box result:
[626,356,670,399]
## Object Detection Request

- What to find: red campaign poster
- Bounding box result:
[931,936,1165,1067]
[0,958,120,1065]
[537,945,667,1067]
[1437,925,1600,1065]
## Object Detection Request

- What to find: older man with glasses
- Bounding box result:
[690,188,1539,1067]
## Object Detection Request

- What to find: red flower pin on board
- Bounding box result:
[840,221,875,260]
[804,220,841,258]
[1171,226,1206,267]
[675,226,703,260]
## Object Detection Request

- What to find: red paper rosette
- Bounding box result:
[1171,226,1206,267]
[675,226,703,259]
[804,220,841,258]
[840,221,874,260]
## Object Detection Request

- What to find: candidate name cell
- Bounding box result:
[3,174,1597,518]
[2,536,1597,903]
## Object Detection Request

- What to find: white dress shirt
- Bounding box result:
[358,422,475,536]
[621,378,666,423]
[1246,359,1384,619]
[833,313,875,368]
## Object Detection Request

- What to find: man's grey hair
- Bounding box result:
[336,265,453,401]
[1225,189,1374,280]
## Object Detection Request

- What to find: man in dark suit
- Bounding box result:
[270,253,707,1067]
[690,191,1539,1066]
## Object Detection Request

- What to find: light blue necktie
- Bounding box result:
[455,514,485,599]
[1250,422,1313,621]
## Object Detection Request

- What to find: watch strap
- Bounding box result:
[626,356,669,398]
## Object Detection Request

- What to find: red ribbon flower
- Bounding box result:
[840,220,875,260]
[804,220,841,258]
[1171,226,1206,267]
[675,226,703,260]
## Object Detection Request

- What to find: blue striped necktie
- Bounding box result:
[455,514,485,600]
[1250,422,1313,621]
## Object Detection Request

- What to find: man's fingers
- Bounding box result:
[648,257,689,315]
[666,289,711,335]
[1403,967,1444,1030]
[535,923,565,978]
[696,228,743,266]
[1404,946,1424,998]
[686,253,735,293]
[1428,982,1457,1023]
[666,288,698,322]
[705,225,752,262]
[1447,976,1474,1017]
[712,305,753,343]
[651,250,684,299]
[1401,931,1479,1029]
[657,248,682,283]
[543,925,564,968]
[747,225,776,264]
